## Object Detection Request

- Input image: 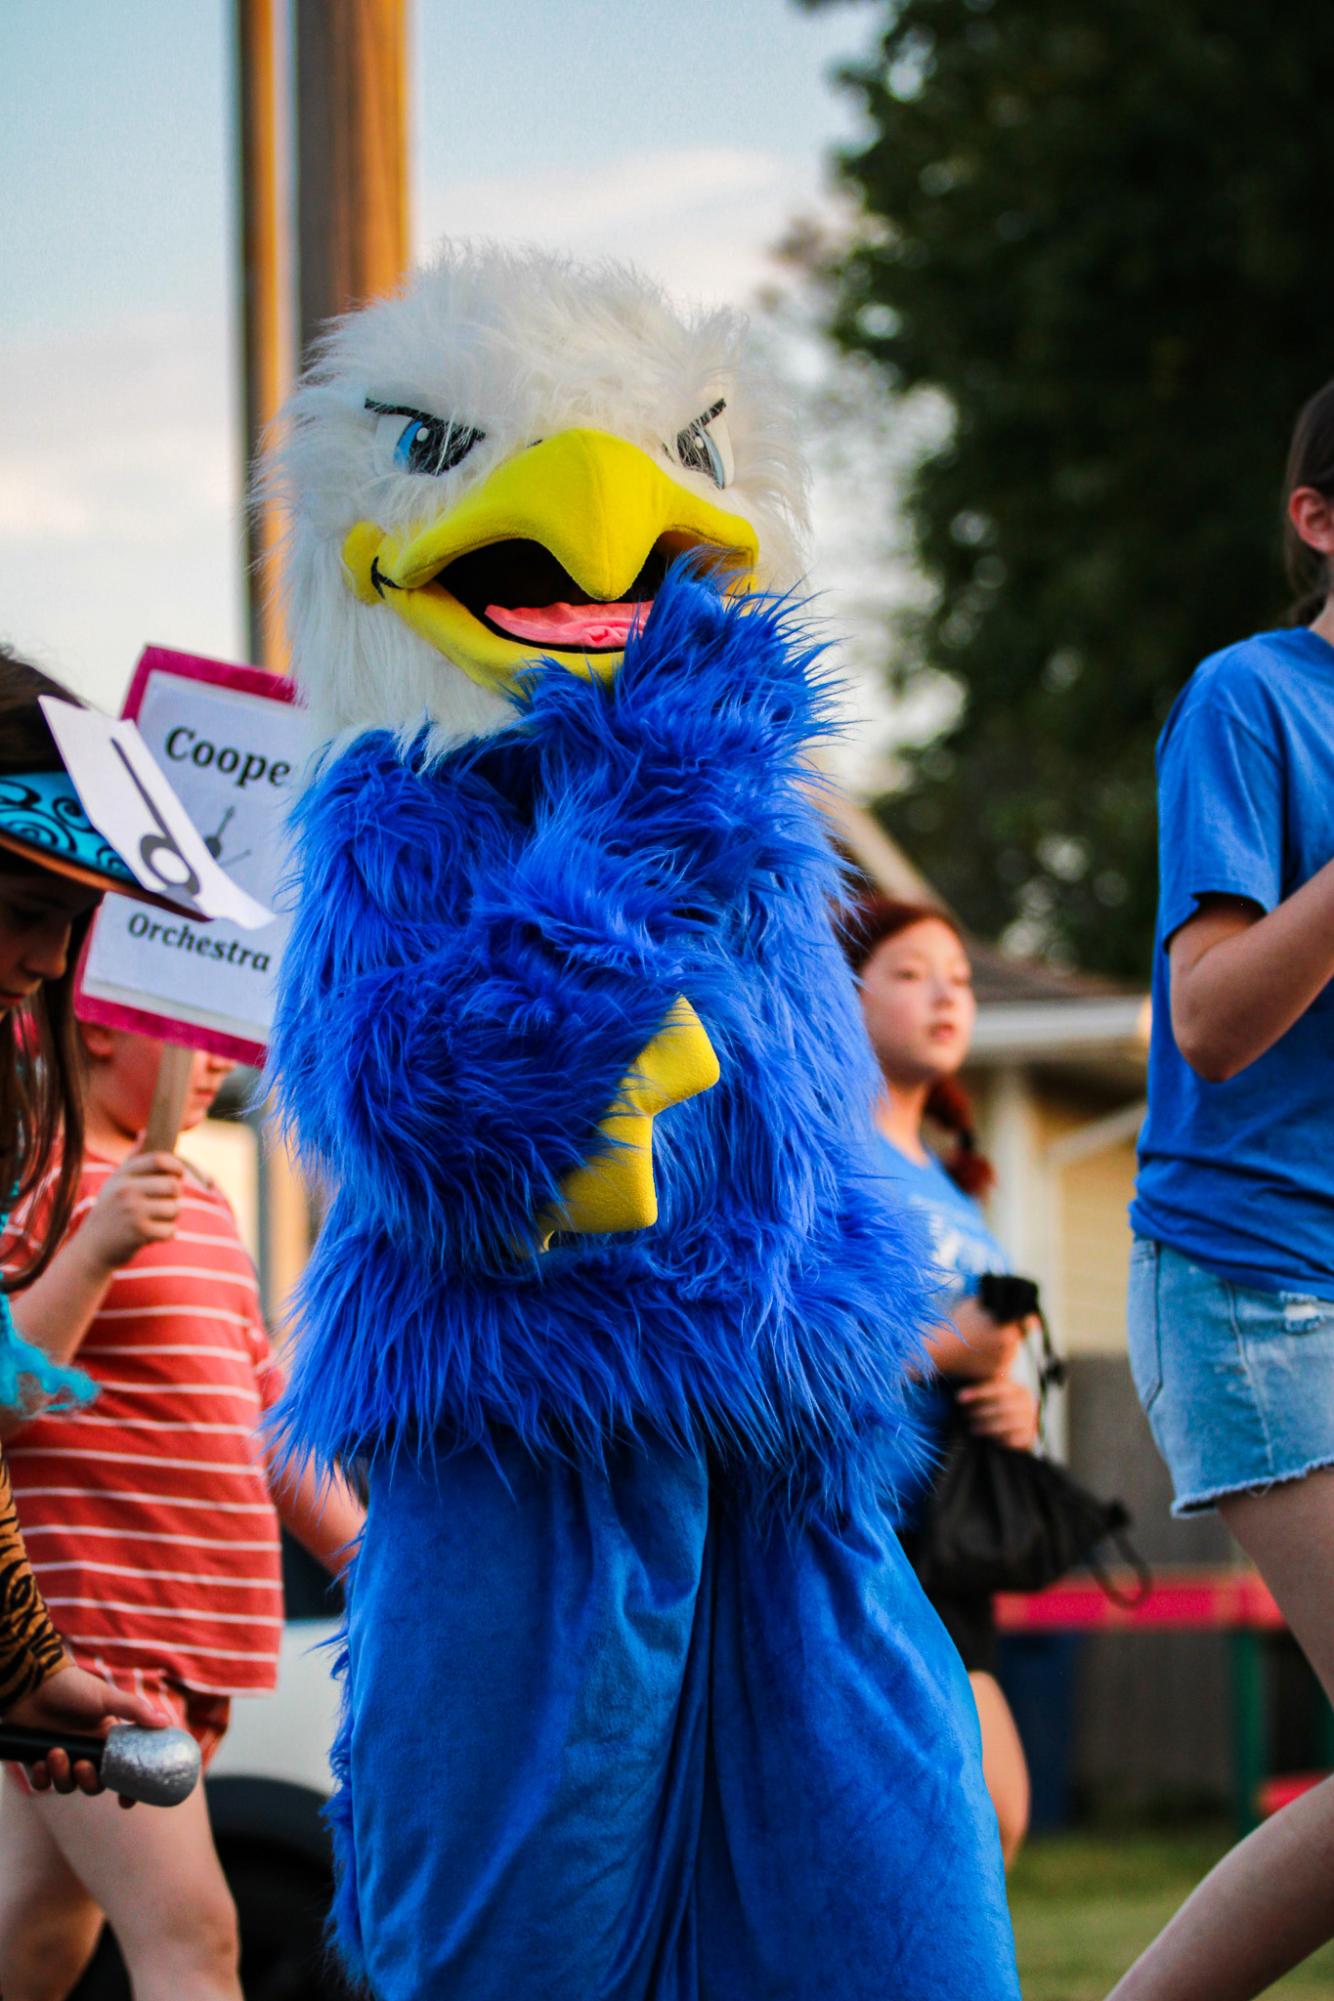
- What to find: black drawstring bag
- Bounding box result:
[914,1276,1149,1608]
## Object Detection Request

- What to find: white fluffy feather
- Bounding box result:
[264,240,811,752]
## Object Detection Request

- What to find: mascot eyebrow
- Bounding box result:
[365,395,487,476]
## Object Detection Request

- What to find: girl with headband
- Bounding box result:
[841,894,1040,1866]
[0,649,188,1783]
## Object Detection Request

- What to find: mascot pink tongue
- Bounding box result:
[485,599,648,648]
[266,241,1019,2001]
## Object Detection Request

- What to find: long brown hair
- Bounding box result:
[1283,380,1334,625]
[0,648,92,1289]
[838,892,995,1198]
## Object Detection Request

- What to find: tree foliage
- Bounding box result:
[805,0,1334,976]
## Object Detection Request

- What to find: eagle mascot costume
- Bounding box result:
[266,243,1019,2001]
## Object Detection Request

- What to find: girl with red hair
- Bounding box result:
[843,895,1039,1864]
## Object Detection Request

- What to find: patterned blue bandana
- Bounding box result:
[0,769,137,889]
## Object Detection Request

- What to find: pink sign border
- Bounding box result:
[74,646,297,1069]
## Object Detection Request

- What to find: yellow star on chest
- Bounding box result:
[542,998,719,1241]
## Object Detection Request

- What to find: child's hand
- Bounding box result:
[944,1297,1025,1380]
[6,1662,172,1807]
[957,1376,1040,1452]
[80,1153,185,1272]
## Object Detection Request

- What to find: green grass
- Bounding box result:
[1010,1826,1334,1999]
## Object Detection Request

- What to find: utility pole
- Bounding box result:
[235,0,289,671]
[235,0,303,1325]
[295,0,410,362]
[234,0,411,1322]
[234,0,411,666]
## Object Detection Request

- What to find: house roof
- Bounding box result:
[965,940,1131,1007]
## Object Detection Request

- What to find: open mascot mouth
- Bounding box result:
[427,536,699,652]
[342,427,760,693]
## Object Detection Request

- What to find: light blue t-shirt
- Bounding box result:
[1131,627,1334,1298]
[880,1141,1009,1301]
[878,1138,1009,1527]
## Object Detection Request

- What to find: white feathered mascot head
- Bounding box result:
[267,241,809,754]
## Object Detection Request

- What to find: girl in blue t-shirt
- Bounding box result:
[1115,382,1334,2001]
[843,895,1039,1866]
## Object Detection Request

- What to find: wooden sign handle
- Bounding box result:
[143,1043,195,1155]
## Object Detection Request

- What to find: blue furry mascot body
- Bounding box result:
[268,246,1018,1999]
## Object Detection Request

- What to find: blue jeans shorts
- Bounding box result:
[1127,1237,1334,1516]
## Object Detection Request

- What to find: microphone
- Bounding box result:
[0,1723,201,1806]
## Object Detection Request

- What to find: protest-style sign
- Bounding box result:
[40,698,274,929]
[76,649,307,1069]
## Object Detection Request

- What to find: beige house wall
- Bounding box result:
[180,1114,315,1345]
[181,1115,261,1264]
[1055,1136,1138,1358]
[964,1067,1140,1362]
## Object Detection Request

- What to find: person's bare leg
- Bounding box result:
[970,1670,1031,1867]
[26,1776,241,2001]
[1108,1467,1334,2000]
[0,1769,105,2001]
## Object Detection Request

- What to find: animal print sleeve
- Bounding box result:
[0,1447,67,1710]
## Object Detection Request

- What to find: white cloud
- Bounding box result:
[419,144,831,311]
[0,473,94,542]
[0,311,244,709]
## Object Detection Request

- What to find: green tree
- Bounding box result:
[804,0,1334,977]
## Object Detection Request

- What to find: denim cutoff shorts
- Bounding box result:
[1127,1236,1334,1516]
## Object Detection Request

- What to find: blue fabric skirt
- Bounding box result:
[332,1435,1018,2000]
[1129,1235,1334,1514]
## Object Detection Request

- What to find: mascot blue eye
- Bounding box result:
[673,399,733,489]
[366,398,485,476]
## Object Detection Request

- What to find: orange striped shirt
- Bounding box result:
[3,1153,285,1697]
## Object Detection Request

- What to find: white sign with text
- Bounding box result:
[77,654,308,1063]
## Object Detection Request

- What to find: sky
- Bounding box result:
[0,0,918,785]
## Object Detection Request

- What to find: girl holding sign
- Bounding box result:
[0,1022,363,2001]
[0,649,331,2000]
[0,653,171,1769]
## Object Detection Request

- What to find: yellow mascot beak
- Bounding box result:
[342,428,760,693]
